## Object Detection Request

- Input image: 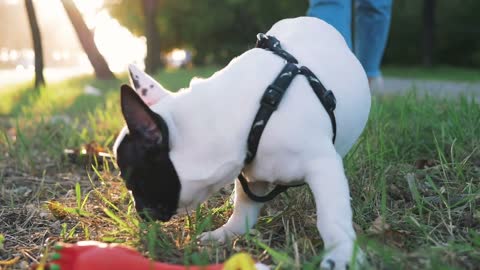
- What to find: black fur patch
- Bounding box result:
[117,85,181,221]
[116,134,180,221]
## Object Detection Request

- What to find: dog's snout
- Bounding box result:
[138,207,155,220]
[137,206,173,222]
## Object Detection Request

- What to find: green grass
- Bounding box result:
[0,67,479,270]
[382,65,480,82]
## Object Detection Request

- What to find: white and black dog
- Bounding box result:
[113,17,371,269]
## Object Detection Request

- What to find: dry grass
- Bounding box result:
[0,70,479,269]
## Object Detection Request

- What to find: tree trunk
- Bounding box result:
[143,0,162,74]
[25,0,45,88]
[422,0,435,67]
[60,0,115,79]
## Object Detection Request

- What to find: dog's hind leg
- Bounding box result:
[198,179,268,244]
[305,153,363,270]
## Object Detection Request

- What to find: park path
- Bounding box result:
[377,78,480,101]
[1,68,479,100]
[0,68,92,91]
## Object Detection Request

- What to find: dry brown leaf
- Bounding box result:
[47,201,69,220]
[64,141,112,166]
[414,159,437,169]
[367,216,390,234]
[367,216,410,248]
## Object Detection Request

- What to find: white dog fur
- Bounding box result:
[114,17,371,269]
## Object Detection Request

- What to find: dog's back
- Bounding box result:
[243,17,371,183]
[267,17,371,157]
[155,17,371,185]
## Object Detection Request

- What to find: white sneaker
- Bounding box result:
[369,76,384,92]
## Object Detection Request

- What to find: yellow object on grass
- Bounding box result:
[223,253,257,270]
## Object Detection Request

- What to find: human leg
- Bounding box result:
[354,0,393,78]
[307,0,353,48]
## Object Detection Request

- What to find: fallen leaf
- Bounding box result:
[367,216,410,248]
[367,216,390,234]
[414,159,437,169]
[47,201,69,220]
[64,141,112,166]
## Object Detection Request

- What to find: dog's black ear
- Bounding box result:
[120,84,164,145]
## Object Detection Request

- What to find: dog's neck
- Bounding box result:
[154,49,284,206]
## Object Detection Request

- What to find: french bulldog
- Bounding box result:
[113,17,371,269]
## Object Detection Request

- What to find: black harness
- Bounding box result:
[238,33,337,203]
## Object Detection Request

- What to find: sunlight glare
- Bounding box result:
[9,50,18,61]
[171,49,187,62]
[93,10,146,72]
[34,0,146,72]
[0,49,9,62]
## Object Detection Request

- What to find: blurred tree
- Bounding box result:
[159,0,307,65]
[108,0,479,67]
[25,0,45,88]
[108,0,307,66]
[422,0,435,67]
[435,0,480,67]
[60,0,115,79]
[143,0,162,73]
[384,0,480,67]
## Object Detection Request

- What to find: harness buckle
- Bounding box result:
[323,90,336,112]
[261,84,283,110]
[255,33,268,48]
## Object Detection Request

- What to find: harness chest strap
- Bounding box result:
[238,33,337,203]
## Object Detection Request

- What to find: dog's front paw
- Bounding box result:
[320,244,364,270]
[198,226,237,244]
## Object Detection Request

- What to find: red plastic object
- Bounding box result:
[34,241,223,270]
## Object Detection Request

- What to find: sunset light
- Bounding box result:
[93,10,147,72]
[1,0,146,74]
[64,0,146,72]
[1,1,479,269]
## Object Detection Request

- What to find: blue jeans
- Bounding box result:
[307,0,392,78]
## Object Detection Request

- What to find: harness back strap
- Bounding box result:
[238,33,338,203]
[254,33,337,143]
[244,62,301,163]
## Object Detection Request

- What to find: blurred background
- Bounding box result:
[0,0,478,86]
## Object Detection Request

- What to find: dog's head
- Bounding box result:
[115,67,180,221]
